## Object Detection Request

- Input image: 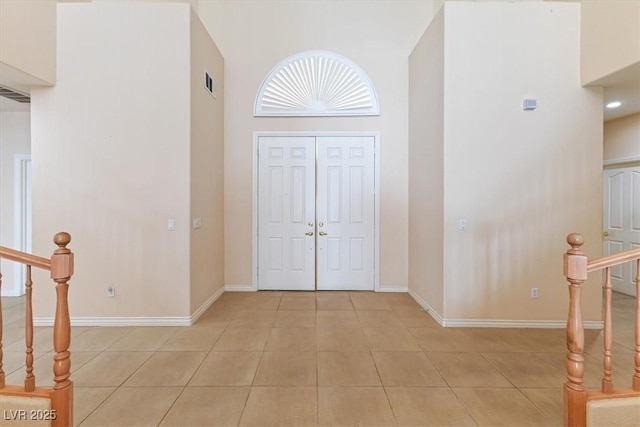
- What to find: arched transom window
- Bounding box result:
[254,50,380,117]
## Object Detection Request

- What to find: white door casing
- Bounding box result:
[603,166,640,296]
[316,136,375,290]
[258,136,316,290]
[254,132,379,291]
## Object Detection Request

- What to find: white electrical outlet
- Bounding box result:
[530,287,538,299]
[107,285,115,298]
[192,218,202,229]
[167,219,175,231]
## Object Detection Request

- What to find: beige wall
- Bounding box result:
[408,1,602,323]
[408,8,445,314]
[581,0,640,85]
[31,2,193,319]
[197,0,436,288]
[0,0,56,89]
[0,112,31,296]
[604,113,640,164]
[441,2,602,321]
[189,9,225,313]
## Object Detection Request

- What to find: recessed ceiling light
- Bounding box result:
[606,101,622,109]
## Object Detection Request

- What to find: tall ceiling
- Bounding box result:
[1,1,638,122]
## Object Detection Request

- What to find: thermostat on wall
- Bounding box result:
[523,98,537,110]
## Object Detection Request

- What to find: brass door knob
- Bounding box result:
[602,231,610,237]
[305,231,314,236]
[318,231,327,236]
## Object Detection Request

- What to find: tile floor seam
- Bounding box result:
[422,351,456,389]
[154,384,187,426]
[478,352,525,389]
[75,385,119,426]
[513,386,555,421]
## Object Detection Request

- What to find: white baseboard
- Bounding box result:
[407,288,603,329]
[33,316,193,327]
[189,286,225,324]
[1,289,24,297]
[408,288,446,326]
[377,285,408,293]
[226,284,407,293]
[225,284,258,292]
[443,319,603,329]
[33,286,226,327]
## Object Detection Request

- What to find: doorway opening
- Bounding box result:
[602,164,640,296]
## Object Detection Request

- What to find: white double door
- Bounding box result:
[603,166,640,296]
[258,135,375,291]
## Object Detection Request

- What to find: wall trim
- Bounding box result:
[408,288,603,329]
[604,155,640,166]
[226,284,258,292]
[377,285,408,293]
[253,131,381,292]
[442,319,603,329]
[190,285,225,323]
[34,286,225,327]
[408,288,446,326]
[34,316,193,327]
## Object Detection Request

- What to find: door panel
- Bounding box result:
[258,137,315,290]
[603,166,640,296]
[316,136,375,290]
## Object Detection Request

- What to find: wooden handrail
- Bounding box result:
[0,232,74,427]
[563,233,640,427]
[587,247,640,273]
[0,246,51,271]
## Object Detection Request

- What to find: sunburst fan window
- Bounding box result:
[254,51,380,117]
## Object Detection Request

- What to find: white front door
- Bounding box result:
[258,136,316,290]
[316,137,375,290]
[603,166,640,296]
[257,135,376,291]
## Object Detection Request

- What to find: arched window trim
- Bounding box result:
[254,50,380,117]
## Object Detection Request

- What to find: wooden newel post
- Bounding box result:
[563,233,588,427]
[50,232,73,427]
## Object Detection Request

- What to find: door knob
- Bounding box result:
[305,231,314,236]
[603,231,610,237]
[318,231,327,236]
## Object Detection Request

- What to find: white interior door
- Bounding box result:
[603,166,640,296]
[316,136,375,291]
[257,135,376,291]
[258,136,316,290]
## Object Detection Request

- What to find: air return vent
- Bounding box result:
[204,71,216,99]
[0,86,30,103]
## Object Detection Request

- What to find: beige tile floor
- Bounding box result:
[0,290,636,426]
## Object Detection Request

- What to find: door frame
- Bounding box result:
[252,131,381,291]
[12,154,31,296]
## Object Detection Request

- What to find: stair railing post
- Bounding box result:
[50,232,74,427]
[563,233,588,427]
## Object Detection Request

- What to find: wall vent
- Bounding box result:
[204,71,217,99]
[0,86,30,103]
